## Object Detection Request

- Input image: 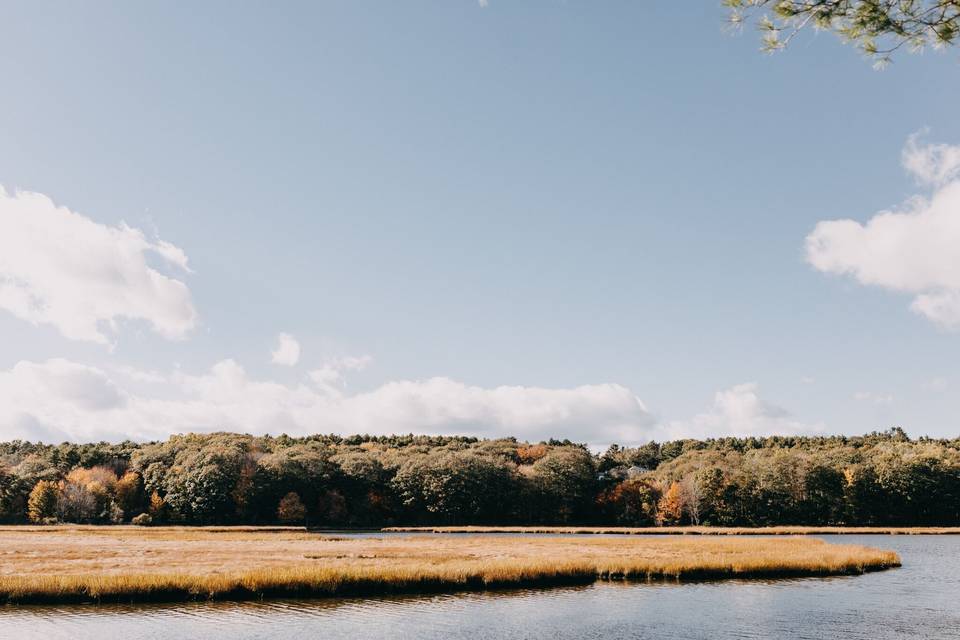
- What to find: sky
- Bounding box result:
[1,1,959,447]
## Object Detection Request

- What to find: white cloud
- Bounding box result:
[853,390,894,405]
[153,240,193,273]
[0,187,197,344]
[910,291,960,328]
[0,359,128,441]
[806,134,960,328]
[110,364,168,384]
[270,333,301,366]
[925,377,948,392]
[0,357,654,446]
[308,353,373,387]
[902,131,960,186]
[660,383,823,439]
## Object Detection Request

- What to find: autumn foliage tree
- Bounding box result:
[596,478,660,525]
[57,466,120,523]
[657,482,686,526]
[1,428,959,527]
[114,471,145,519]
[148,491,168,523]
[277,492,306,523]
[27,480,58,524]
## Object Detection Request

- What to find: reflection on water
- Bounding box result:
[1,535,959,640]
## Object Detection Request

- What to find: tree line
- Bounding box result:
[1,427,959,527]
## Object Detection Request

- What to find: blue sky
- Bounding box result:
[1,1,959,445]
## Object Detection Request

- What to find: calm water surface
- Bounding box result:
[1,535,958,640]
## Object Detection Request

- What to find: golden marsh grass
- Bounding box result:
[0,526,900,604]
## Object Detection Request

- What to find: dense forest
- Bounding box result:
[1,428,959,527]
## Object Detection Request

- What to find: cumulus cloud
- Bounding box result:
[270,333,301,366]
[0,357,654,446]
[806,134,960,328]
[902,131,960,186]
[853,391,894,405]
[660,383,823,440]
[110,364,168,384]
[0,359,128,441]
[0,187,197,344]
[308,354,373,387]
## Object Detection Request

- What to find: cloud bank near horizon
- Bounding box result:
[0,185,825,446]
[0,357,658,445]
[0,354,824,446]
[659,382,825,440]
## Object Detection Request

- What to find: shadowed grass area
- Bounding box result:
[0,527,900,604]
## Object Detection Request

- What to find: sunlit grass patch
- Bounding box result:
[0,527,900,604]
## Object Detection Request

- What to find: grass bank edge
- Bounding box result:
[383,525,960,535]
[0,550,900,605]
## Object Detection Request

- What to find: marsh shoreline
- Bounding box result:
[0,527,900,605]
[382,525,960,535]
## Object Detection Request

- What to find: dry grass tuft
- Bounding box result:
[0,526,900,604]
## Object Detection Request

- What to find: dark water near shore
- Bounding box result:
[1,535,958,640]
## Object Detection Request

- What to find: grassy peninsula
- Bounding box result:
[0,526,899,604]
